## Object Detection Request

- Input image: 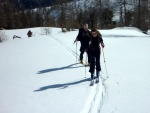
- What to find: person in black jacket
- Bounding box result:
[27,30,32,37]
[89,28,105,83]
[74,23,91,65]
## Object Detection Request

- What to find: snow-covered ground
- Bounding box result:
[0,27,150,113]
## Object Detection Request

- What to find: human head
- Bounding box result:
[91,28,98,37]
[83,23,88,31]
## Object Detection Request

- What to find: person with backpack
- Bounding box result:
[74,23,91,65]
[89,28,105,84]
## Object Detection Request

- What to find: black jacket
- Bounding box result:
[89,35,103,55]
[77,28,91,51]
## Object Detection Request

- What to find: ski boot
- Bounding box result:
[79,59,83,64]
[87,63,90,66]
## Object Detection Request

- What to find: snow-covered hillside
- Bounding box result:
[0,27,150,113]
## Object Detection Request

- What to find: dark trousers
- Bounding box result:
[89,52,101,78]
[80,50,90,63]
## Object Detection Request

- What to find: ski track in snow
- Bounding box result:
[50,35,79,59]
[50,34,108,113]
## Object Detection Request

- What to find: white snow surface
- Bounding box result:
[0,27,150,113]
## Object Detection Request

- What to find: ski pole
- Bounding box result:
[85,52,88,78]
[102,48,109,78]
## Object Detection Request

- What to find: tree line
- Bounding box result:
[0,0,150,31]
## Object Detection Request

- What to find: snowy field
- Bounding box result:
[0,27,150,113]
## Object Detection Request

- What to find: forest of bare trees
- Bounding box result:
[0,0,150,31]
[115,0,150,31]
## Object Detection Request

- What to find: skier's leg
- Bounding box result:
[96,52,101,78]
[89,55,95,86]
[80,51,84,63]
[89,55,95,79]
[87,50,91,65]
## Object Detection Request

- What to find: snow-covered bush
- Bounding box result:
[0,30,7,43]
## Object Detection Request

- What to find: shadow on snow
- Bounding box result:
[37,63,82,74]
[34,78,90,92]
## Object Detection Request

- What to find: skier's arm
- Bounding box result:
[73,29,81,44]
[73,37,78,44]
[99,35,105,48]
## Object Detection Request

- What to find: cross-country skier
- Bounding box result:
[74,23,91,65]
[89,28,105,84]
